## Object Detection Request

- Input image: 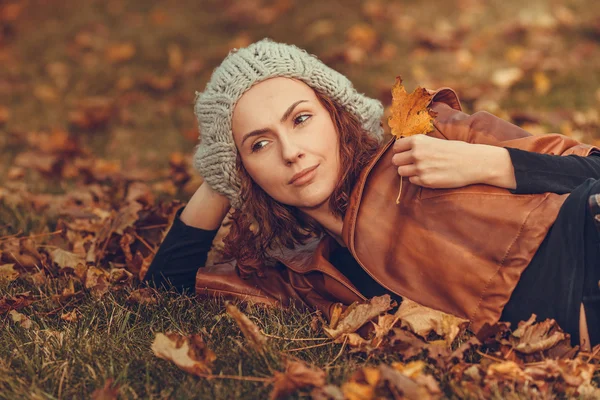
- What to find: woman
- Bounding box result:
[143,38,600,349]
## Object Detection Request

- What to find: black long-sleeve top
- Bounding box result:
[143,148,600,337]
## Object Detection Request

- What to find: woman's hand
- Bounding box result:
[391,135,516,189]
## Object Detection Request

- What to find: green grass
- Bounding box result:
[3,0,600,398]
[1,278,383,399]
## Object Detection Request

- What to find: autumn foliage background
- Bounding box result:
[1,0,600,399]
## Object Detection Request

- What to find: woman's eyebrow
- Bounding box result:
[241,100,308,146]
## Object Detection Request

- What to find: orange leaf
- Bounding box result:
[387,76,436,204]
[387,76,435,139]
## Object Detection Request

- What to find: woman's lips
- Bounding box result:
[289,164,319,186]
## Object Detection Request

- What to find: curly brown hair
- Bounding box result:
[222,88,382,278]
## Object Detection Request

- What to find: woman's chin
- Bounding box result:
[290,190,333,210]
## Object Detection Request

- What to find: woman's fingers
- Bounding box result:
[391,151,414,166]
[393,136,414,153]
[397,164,418,177]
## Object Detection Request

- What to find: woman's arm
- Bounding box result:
[479,146,600,194]
[505,148,600,194]
[142,183,231,293]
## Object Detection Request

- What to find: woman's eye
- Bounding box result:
[251,140,268,153]
[294,114,311,126]
[250,115,311,153]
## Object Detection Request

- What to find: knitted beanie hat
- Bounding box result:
[193,38,385,210]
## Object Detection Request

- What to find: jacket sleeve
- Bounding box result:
[141,205,345,322]
[506,148,600,194]
[194,258,345,321]
[430,101,600,158]
[141,205,219,294]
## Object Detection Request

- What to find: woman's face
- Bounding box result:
[232,77,340,211]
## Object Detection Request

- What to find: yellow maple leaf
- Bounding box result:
[387,76,436,203]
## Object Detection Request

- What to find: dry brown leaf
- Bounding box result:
[346,23,378,51]
[50,248,85,270]
[0,292,35,314]
[225,302,267,353]
[126,288,158,305]
[51,278,84,305]
[61,309,81,322]
[310,384,345,400]
[0,263,18,285]
[387,76,436,203]
[323,295,394,340]
[9,309,33,328]
[105,42,136,63]
[341,362,441,400]
[108,268,133,286]
[491,67,524,89]
[68,97,114,130]
[142,74,176,92]
[341,379,376,400]
[485,361,529,383]
[384,362,442,400]
[27,270,47,286]
[510,314,567,354]
[84,266,110,298]
[112,201,144,235]
[151,332,216,376]
[270,359,326,400]
[395,298,469,346]
[168,43,183,71]
[90,378,120,400]
[0,105,10,125]
[328,302,346,330]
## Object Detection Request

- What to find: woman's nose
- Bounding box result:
[280,136,305,164]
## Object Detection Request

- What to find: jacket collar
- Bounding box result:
[342,137,395,253]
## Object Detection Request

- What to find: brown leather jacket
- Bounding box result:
[194,88,600,334]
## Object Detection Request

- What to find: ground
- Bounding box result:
[1,0,600,399]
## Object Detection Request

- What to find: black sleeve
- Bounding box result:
[142,205,219,294]
[505,148,600,195]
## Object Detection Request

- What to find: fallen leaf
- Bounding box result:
[226,302,267,353]
[90,378,120,400]
[108,268,133,286]
[0,105,10,124]
[151,332,216,376]
[9,309,33,328]
[61,309,81,322]
[52,278,84,305]
[323,295,394,340]
[510,314,568,354]
[346,23,378,51]
[395,298,469,346]
[167,43,183,71]
[126,288,158,305]
[84,266,110,298]
[0,263,19,285]
[51,248,86,270]
[105,42,136,63]
[384,362,442,400]
[0,292,35,314]
[270,359,326,400]
[491,67,524,89]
